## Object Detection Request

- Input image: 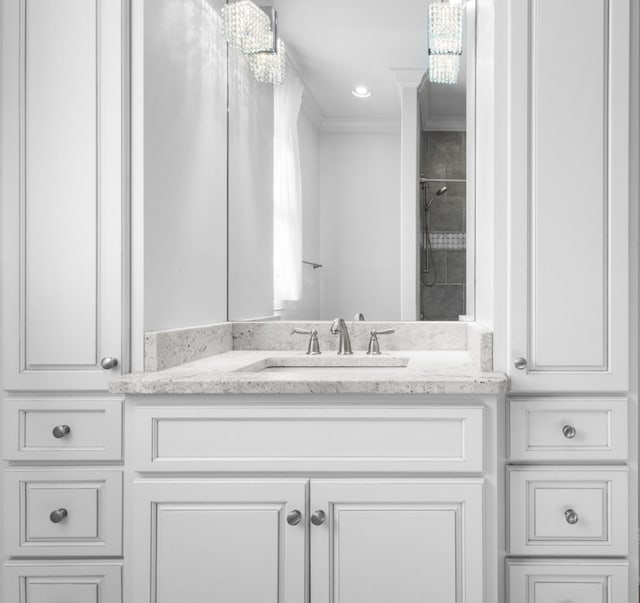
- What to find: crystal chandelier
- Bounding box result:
[428,0,464,84]
[221,0,276,54]
[249,38,286,84]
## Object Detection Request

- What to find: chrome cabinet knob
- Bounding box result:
[100,357,118,370]
[311,510,326,526]
[49,508,68,523]
[564,509,579,525]
[562,425,577,439]
[52,425,71,439]
[286,510,302,526]
[513,357,527,370]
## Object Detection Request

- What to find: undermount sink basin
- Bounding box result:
[258,366,408,376]
[236,355,410,373]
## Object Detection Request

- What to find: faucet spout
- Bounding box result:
[330,318,353,355]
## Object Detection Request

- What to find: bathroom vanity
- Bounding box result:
[113,321,505,602]
[1,0,638,601]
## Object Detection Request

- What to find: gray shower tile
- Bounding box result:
[421,284,465,321]
[428,197,466,232]
[447,250,466,284]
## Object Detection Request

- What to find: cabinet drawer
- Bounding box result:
[508,467,628,556]
[507,560,629,603]
[4,470,122,557]
[4,561,122,603]
[2,398,123,462]
[508,397,628,461]
[134,405,484,472]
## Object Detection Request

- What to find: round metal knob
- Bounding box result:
[100,357,118,370]
[562,425,577,439]
[49,508,68,523]
[513,357,528,370]
[564,509,579,525]
[286,510,302,526]
[311,510,326,526]
[52,425,71,439]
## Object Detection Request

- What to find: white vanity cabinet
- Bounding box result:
[127,396,492,603]
[507,0,631,393]
[1,0,126,391]
[1,0,128,597]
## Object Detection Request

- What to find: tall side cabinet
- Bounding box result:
[1,0,128,600]
[505,0,636,600]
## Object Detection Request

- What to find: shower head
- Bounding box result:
[426,185,448,210]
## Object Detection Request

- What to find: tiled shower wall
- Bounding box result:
[420,131,466,321]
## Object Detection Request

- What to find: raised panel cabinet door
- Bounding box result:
[310,479,484,603]
[3,561,122,603]
[1,0,125,390]
[507,0,630,391]
[131,479,306,603]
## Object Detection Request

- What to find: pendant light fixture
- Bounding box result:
[428,0,464,84]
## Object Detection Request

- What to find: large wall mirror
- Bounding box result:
[227,0,475,322]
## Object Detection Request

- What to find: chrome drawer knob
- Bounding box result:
[513,357,527,370]
[49,508,68,523]
[564,509,579,525]
[562,425,577,439]
[100,357,118,370]
[311,510,326,526]
[52,425,71,439]
[286,510,302,526]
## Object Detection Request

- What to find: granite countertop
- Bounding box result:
[110,349,508,395]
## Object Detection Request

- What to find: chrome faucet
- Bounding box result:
[330,318,353,355]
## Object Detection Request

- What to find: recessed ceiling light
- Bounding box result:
[352,86,372,98]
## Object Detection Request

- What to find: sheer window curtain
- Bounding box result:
[273,67,304,306]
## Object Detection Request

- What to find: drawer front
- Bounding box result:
[134,405,484,472]
[4,470,122,557]
[508,397,628,461]
[507,560,629,603]
[4,562,122,603]
[2,398,123,462]
[508,467,628,556]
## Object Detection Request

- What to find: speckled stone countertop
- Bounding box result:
[110,321,508,395]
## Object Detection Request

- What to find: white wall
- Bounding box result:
[143,0,228,332]
[279,103,322,320]
[227,50,275,321]
[318,130,401,320]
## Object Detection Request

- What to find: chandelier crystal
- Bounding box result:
[221,0,275,54]
[249,38,286,84]
[428,2,463,55]
[428,54,460,85]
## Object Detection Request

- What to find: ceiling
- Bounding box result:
[271,0,467,127]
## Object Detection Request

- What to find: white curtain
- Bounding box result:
[273,67,304,304]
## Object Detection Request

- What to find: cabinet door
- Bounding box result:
[132,479,306,603]
[310,479,483,603]
[1,0,125,390]
[507,0,630,391]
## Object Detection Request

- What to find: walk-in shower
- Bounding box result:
[418,131,467,321]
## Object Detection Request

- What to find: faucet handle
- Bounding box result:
[292,328,321,355]
[354,313,366,321]
[367,329,395,355]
